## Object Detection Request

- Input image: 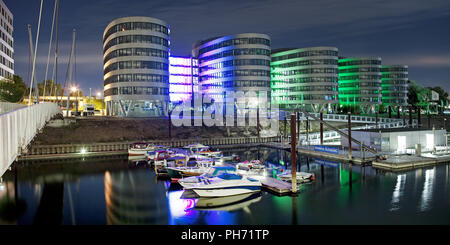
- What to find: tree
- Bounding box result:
[37,80,64,97]
[0,75,27,103]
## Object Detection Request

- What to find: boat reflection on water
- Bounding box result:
[194,192,262,212]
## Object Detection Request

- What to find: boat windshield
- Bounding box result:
[217,173,242,180]
[133,143,148,149]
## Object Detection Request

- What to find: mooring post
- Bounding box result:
[348,112,352,160]
[306,117,310,146]
[409,105,413,127]
[376,112,379,129]
[320,111,324,145]
[290,113,297,193]
[284,116,287,144]
[168,110,172,140]
[417,106,421,128]
[296,111,300,143]
[257,109,260,139]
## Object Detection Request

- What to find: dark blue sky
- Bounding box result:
[5,0,450,96]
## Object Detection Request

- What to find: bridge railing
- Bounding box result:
[0,102,61,177]
[0,102,26,115]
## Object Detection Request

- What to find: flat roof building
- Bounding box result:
[271,47,339,113]
[381,65,408,108]
[0,0,13,80]
[192,33,272,106]
[338,57,382,113]
[103,16,170,117]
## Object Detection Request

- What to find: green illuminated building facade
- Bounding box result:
[338,57,382,113]
[381,65,408,108]
[271,47,339,112]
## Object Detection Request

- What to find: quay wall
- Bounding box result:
[24,136,282,156]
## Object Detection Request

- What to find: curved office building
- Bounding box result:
[338,57,382,113]
[271,47,339,113]
[192,33,271,105]
[381,65,408,108]
[103,17,170,117]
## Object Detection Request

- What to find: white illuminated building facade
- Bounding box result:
[0,0,13,80]
[103,17,170,117]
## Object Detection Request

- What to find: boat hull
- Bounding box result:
[192,186,261,197]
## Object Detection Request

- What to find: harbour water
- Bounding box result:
[1,146,449,225]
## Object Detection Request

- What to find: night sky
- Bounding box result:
[5,0,450,96]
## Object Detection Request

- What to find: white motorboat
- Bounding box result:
[195,192,262,211]
[166,156,215,181]
[277,170,315,183]
[128,142,162,156]
[178,166,237,188]
[236,160,265,171]
[183,143,222,158]
[186,172,261,197]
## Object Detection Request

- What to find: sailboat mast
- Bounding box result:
[28,0,44,105]
[65,29,76,117]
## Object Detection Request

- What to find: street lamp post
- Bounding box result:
[71,86,77,116]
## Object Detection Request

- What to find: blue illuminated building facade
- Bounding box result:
[192,33,272,105]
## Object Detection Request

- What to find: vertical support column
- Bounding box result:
[320,111,324,145]
[397,106,401,119]
[388,106,392,118]
[348,112,352,160]
[290,114,297,193]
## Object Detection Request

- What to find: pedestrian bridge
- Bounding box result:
[0,102,61,177]
[281,111,405,125]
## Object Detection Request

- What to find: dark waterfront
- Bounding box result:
[1,147,449,225]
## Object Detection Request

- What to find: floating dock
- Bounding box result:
[260,176,295,195]
[297,146,373,165]
[372,154,450,172]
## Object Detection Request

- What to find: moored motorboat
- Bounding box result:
[178,166,237,188]
[148,149,170,163]
[236,160,265,171]
[183,143,222,158]
[166,157,214,181]
[128,142,161,156]
[186,172,261,197]
[277,170,315,183]
[194,192,262,211]
[155,155,187,178]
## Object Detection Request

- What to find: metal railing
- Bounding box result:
[0,102,61,177]
[0,102,26,115]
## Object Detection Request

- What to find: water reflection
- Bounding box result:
[390,174,406,211]
[1,147,449,225]
[419,168,435,212]
[104,170,169,225]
